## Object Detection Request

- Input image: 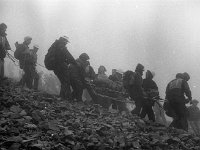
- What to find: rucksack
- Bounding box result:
[122,70,136,89]
[163,100,175,117]
[14,43,25,60]
[44,41,57,70]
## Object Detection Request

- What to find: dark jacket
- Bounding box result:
[70,58,89,80]
[128,71,143,99]
[0,32,10,59]
[54,40,76,67]
[143,78,159,98]
[188,106,200,121]
[166,78,192,103]
[16,42,31,68]
[143,78,158,91]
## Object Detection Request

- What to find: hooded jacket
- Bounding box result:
[166,77,192,103]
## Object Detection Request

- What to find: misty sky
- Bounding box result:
[1,0,200,99]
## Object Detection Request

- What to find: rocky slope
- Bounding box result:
[0,79,200,150]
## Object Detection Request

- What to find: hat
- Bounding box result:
[146,70,155,79]
[150,71,155,78]
[135,63,144,71]
[192,99,199,104]
[60,36,69,42]
[0,23,7,29]
[79,53,90,61]
[176,73,183,79]
[24,36,32,42]
[182,72,190,81]
[33,44,39,49]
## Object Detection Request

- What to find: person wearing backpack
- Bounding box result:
[140,70,158,122]
[130,63,145,116]
[123,63,145,116]
[0,23,11,81]
[29,45,39,90]
[44,36,76,100]
[165,72,192,131]
[15,36,32,88]
[69,53,90,102]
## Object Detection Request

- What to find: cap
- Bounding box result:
[135,63,144,71]
[79,53,90,61]
[0,23,7,29]
[24,36,32,42]
[146,70,154,79]
[183,72,190,81]
[176,73,183,79]
[60,36,69,42]
[150,71,155,78]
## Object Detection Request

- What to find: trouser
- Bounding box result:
[140,99,155,122]
[169,102,188,131]
[131,96,144,116]
[23,64,33,89]
[0,58,4,79]
[154,102,167,125]
[30,67,39,90]
[189,121,200,135]
[54,64,71,100]
[70,78,84,102]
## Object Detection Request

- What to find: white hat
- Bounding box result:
[60,36,69,42]
[150,71,155,78]
[24,36,32,41]
[33,44,39,49]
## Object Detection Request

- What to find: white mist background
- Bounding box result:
[1,0,200,100]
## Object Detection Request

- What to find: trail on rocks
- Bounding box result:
[0,79,200,150]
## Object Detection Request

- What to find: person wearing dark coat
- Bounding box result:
[17,36,33,88]
[140,70,158,122]
[70,53,90,102]
[53,36,76,100]
[128,63,145,116]
[29,45,39,90]
[166,72,192,131]
[0,23,11,81]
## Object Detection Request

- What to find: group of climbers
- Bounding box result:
[1,22,200,135]
[122,64,164,123]
[122,63,200,134]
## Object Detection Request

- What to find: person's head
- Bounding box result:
[182,72,190,81]
[135,63,144,76]
[79,53,90,61]
[0,23,7,33]
[146,70,155,79]
[176,73,183,79]
[98,65,107,75]
[24,36,32,45]
[58,36,69,47]
[33,44,39,53]
[191,99,199,106]
[112,69,117,75]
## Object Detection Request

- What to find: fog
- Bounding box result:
[1,0,200,99]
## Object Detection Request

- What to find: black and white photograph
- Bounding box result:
[0,0,200,149]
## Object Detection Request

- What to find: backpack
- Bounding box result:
[122,70,135,89]
[163,100,175,117]
[14,43,25,60]
[44,41,57,70]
